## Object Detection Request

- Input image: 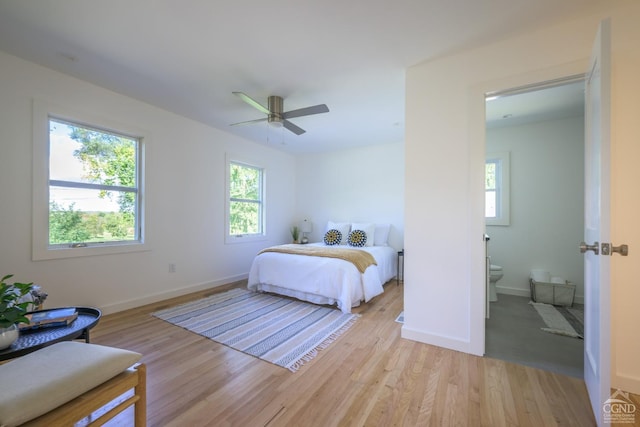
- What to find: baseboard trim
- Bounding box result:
[495,285,530,298]
[401,325,482,356]
[613,374,640,396]
[99,273,248,315]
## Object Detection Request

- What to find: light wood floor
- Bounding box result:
[92,281,597,426]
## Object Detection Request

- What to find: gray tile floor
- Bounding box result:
[485,293,584,378]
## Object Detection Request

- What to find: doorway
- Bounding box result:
[483,78,586,378]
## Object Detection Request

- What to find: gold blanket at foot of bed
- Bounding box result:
[259,244,377,273]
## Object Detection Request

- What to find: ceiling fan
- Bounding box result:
[230,92,329,135]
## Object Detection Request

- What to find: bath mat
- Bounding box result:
[556,306,584,338]
[395,311,404,323]
[152,288,359,372]
[530,301,583,339]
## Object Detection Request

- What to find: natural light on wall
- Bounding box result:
[485,151,510,226]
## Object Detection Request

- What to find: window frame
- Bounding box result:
[32,99,149,260]
[225,155,266,244]
[485,151,510,226]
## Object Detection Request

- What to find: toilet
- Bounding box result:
[489,264,503,302]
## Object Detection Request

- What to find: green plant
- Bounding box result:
[291,226,300,242]
[0,274,34,328]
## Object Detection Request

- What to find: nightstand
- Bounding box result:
[397,249,404,286]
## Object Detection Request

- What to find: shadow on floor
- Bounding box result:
[485,294,584,378]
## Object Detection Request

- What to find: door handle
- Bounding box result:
[611,244,629,256]
[579,241,599,255]
[581,241,629,256]
[602,242,629,256]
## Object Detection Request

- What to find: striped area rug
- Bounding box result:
[152,288,358,372]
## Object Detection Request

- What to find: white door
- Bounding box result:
[583,19,611,426]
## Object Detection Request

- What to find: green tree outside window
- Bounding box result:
[48,119,139,246]
[229,162,262,235]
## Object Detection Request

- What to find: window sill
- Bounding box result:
[33,241,151,261]
[486,219,510,226]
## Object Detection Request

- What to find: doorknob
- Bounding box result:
[582,241,629,256]
[602,242,629,256]
[611,244,629,256]
[579,241,599,255]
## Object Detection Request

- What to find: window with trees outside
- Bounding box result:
[47,118,141,247]
[485,152,510,226]
[33,100,147,260]
[227,160,264,242]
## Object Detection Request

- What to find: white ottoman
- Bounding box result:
[0,341,145,427]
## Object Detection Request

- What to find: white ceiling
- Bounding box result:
[0,1,602,153]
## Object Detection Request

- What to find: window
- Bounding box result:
[48,118,140,246]
[226,158,265,243]
[485,152,510,226]
[33,100,147,260]
[485,161,498,217]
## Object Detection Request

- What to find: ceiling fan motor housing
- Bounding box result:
[268,95,284,126]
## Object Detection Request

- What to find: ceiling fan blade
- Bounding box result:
[282,104,329,120]
[283,119,306,135]
[232,92,270,115]
[229,117,268,126]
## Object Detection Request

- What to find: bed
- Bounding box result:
[247,223,397,313]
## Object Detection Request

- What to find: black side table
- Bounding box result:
[397,249,404,286]
[0,306,101,362]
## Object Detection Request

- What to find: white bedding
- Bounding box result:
[247,243,397,313]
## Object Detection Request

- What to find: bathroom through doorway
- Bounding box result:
[483,77,586,378]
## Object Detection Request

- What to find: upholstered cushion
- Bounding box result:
[0,341,141,427]
[326,221,350,245]
[323,229,342,246]
[351,222,375,247]
[347,229,367,247]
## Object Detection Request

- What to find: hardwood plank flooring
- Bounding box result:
[92,281,597,426]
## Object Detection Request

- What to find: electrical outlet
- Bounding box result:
[169,263,176,273]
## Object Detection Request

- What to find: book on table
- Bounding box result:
[19,308,78,331]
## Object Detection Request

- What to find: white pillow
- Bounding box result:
[374,224,390,246]
[326,221,351,245]
[351,222,375,247]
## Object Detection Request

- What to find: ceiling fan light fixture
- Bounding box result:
[268,115,283,127]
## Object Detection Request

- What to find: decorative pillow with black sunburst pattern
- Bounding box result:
[324,229,342,246]
[347,229,367,247]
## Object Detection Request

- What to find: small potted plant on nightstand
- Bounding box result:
[0,274,34,350]
[291,226,300,244]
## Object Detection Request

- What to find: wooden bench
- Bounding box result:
[0,341,146,426]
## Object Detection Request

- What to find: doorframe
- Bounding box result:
[468,60,589,356]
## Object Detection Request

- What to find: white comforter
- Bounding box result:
[247,243,397,313]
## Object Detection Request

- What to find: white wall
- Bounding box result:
[295,142,405,250]
[404,0,640,395]
[608,4,640,396]
[0,51,296,314]
[0,50,407,317]
[486,116,585,300]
